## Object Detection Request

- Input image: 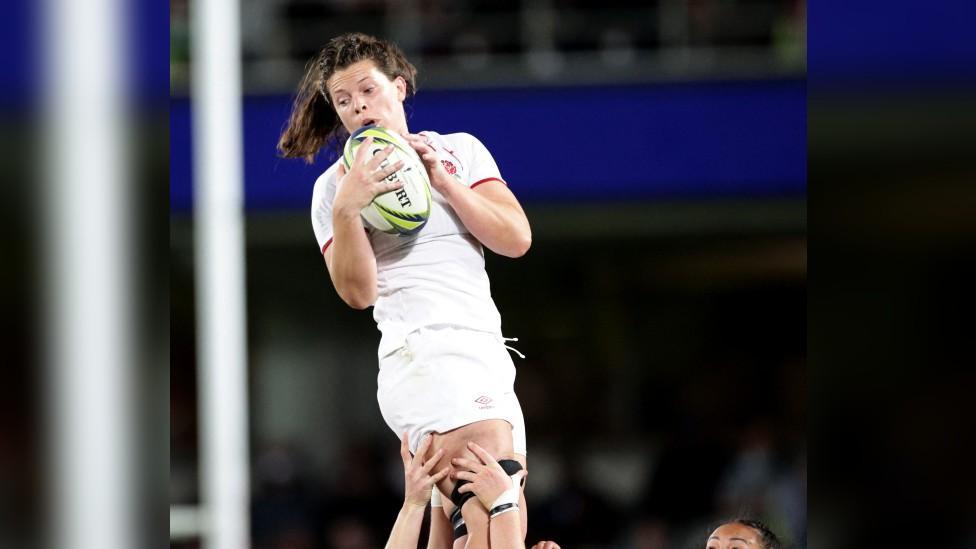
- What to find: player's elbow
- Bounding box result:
[343,288,376,310]
[337,284,376,310]
[508,230,532,258]
[343,294,374,310]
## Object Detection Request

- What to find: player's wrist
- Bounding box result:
[488,472,521,510]
[431,174,459,197]
[402,497,428,511]
[334,203,364,221]
[489,502,519,519]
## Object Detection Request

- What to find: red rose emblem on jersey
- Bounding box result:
[440,159,457,175]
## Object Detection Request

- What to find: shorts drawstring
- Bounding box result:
[398,340,413,361]
[502,336,525,359]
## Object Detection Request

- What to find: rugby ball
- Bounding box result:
[342,125,432,235]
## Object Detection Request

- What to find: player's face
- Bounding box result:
[326,59,408,137]
[705,523,761,549]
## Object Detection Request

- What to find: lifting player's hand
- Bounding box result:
[400,432,450,509]
[333,136,405,216]
[404,133,453,194]
[451,441,522,512]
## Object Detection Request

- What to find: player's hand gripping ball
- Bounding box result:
[343,125,432,235]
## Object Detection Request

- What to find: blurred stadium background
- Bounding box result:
[169,1,806,548]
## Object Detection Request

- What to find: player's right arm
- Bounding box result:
[325,195,377,309]
[325,137,404,309]
[453,442,528,549]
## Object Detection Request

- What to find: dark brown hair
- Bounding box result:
[702,518,785,549]
[277,33,418,163]
[731,519,783,549]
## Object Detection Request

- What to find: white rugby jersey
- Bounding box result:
[310,131,509,358]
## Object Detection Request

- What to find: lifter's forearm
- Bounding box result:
[489,510,525,549]
[427,503,453,549]
[385,504,426,549]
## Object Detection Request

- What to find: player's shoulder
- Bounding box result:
[312,160,341,192]
[312,161,339,210]
[418,130,482,148]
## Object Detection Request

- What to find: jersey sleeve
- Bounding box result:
[465,134,507,189]
[310,164,340,254]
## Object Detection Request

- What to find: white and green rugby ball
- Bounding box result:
[342,125,432,235]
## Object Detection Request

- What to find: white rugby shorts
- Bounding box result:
[376,325,527,456]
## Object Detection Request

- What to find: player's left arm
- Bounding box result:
[405,134,531,258]
[448,182,531,259]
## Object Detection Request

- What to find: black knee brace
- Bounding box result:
[450,459,525,506]
[449,480,477,523]
[497,458,525,486]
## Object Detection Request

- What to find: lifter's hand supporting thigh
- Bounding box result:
[451,442,520,512]
[385,433,450,549]
[402,433,450,508]
[452,442,526,548]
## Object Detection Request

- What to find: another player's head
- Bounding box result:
[706,519,781,549]
[279,32,417,163]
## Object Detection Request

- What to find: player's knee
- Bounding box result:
[448,496,487,541]
[448,457,523,513]
[449,479,477,513]
[449,505,468,541]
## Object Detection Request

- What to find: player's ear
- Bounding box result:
[394,76,407,102]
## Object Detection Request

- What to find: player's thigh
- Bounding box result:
[429,419,514,496]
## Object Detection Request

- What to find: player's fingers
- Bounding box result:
[431,467,451,484]
[399,433,411,467]
[466,442,497,467]
[337,163,346,178]
[419,150,438,166]
[376,159,405,181]
[353,136,374,163]
[453,470,477,482]
[376,177,404,195]
[365,145,395,170]
[409,140,432,156]
[456,479,474,493]
[414,434,433,464]
[422,449,444,472]
[451,457,482,472]
[404,133,427,146]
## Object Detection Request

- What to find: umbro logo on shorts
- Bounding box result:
[475,396,494,409]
